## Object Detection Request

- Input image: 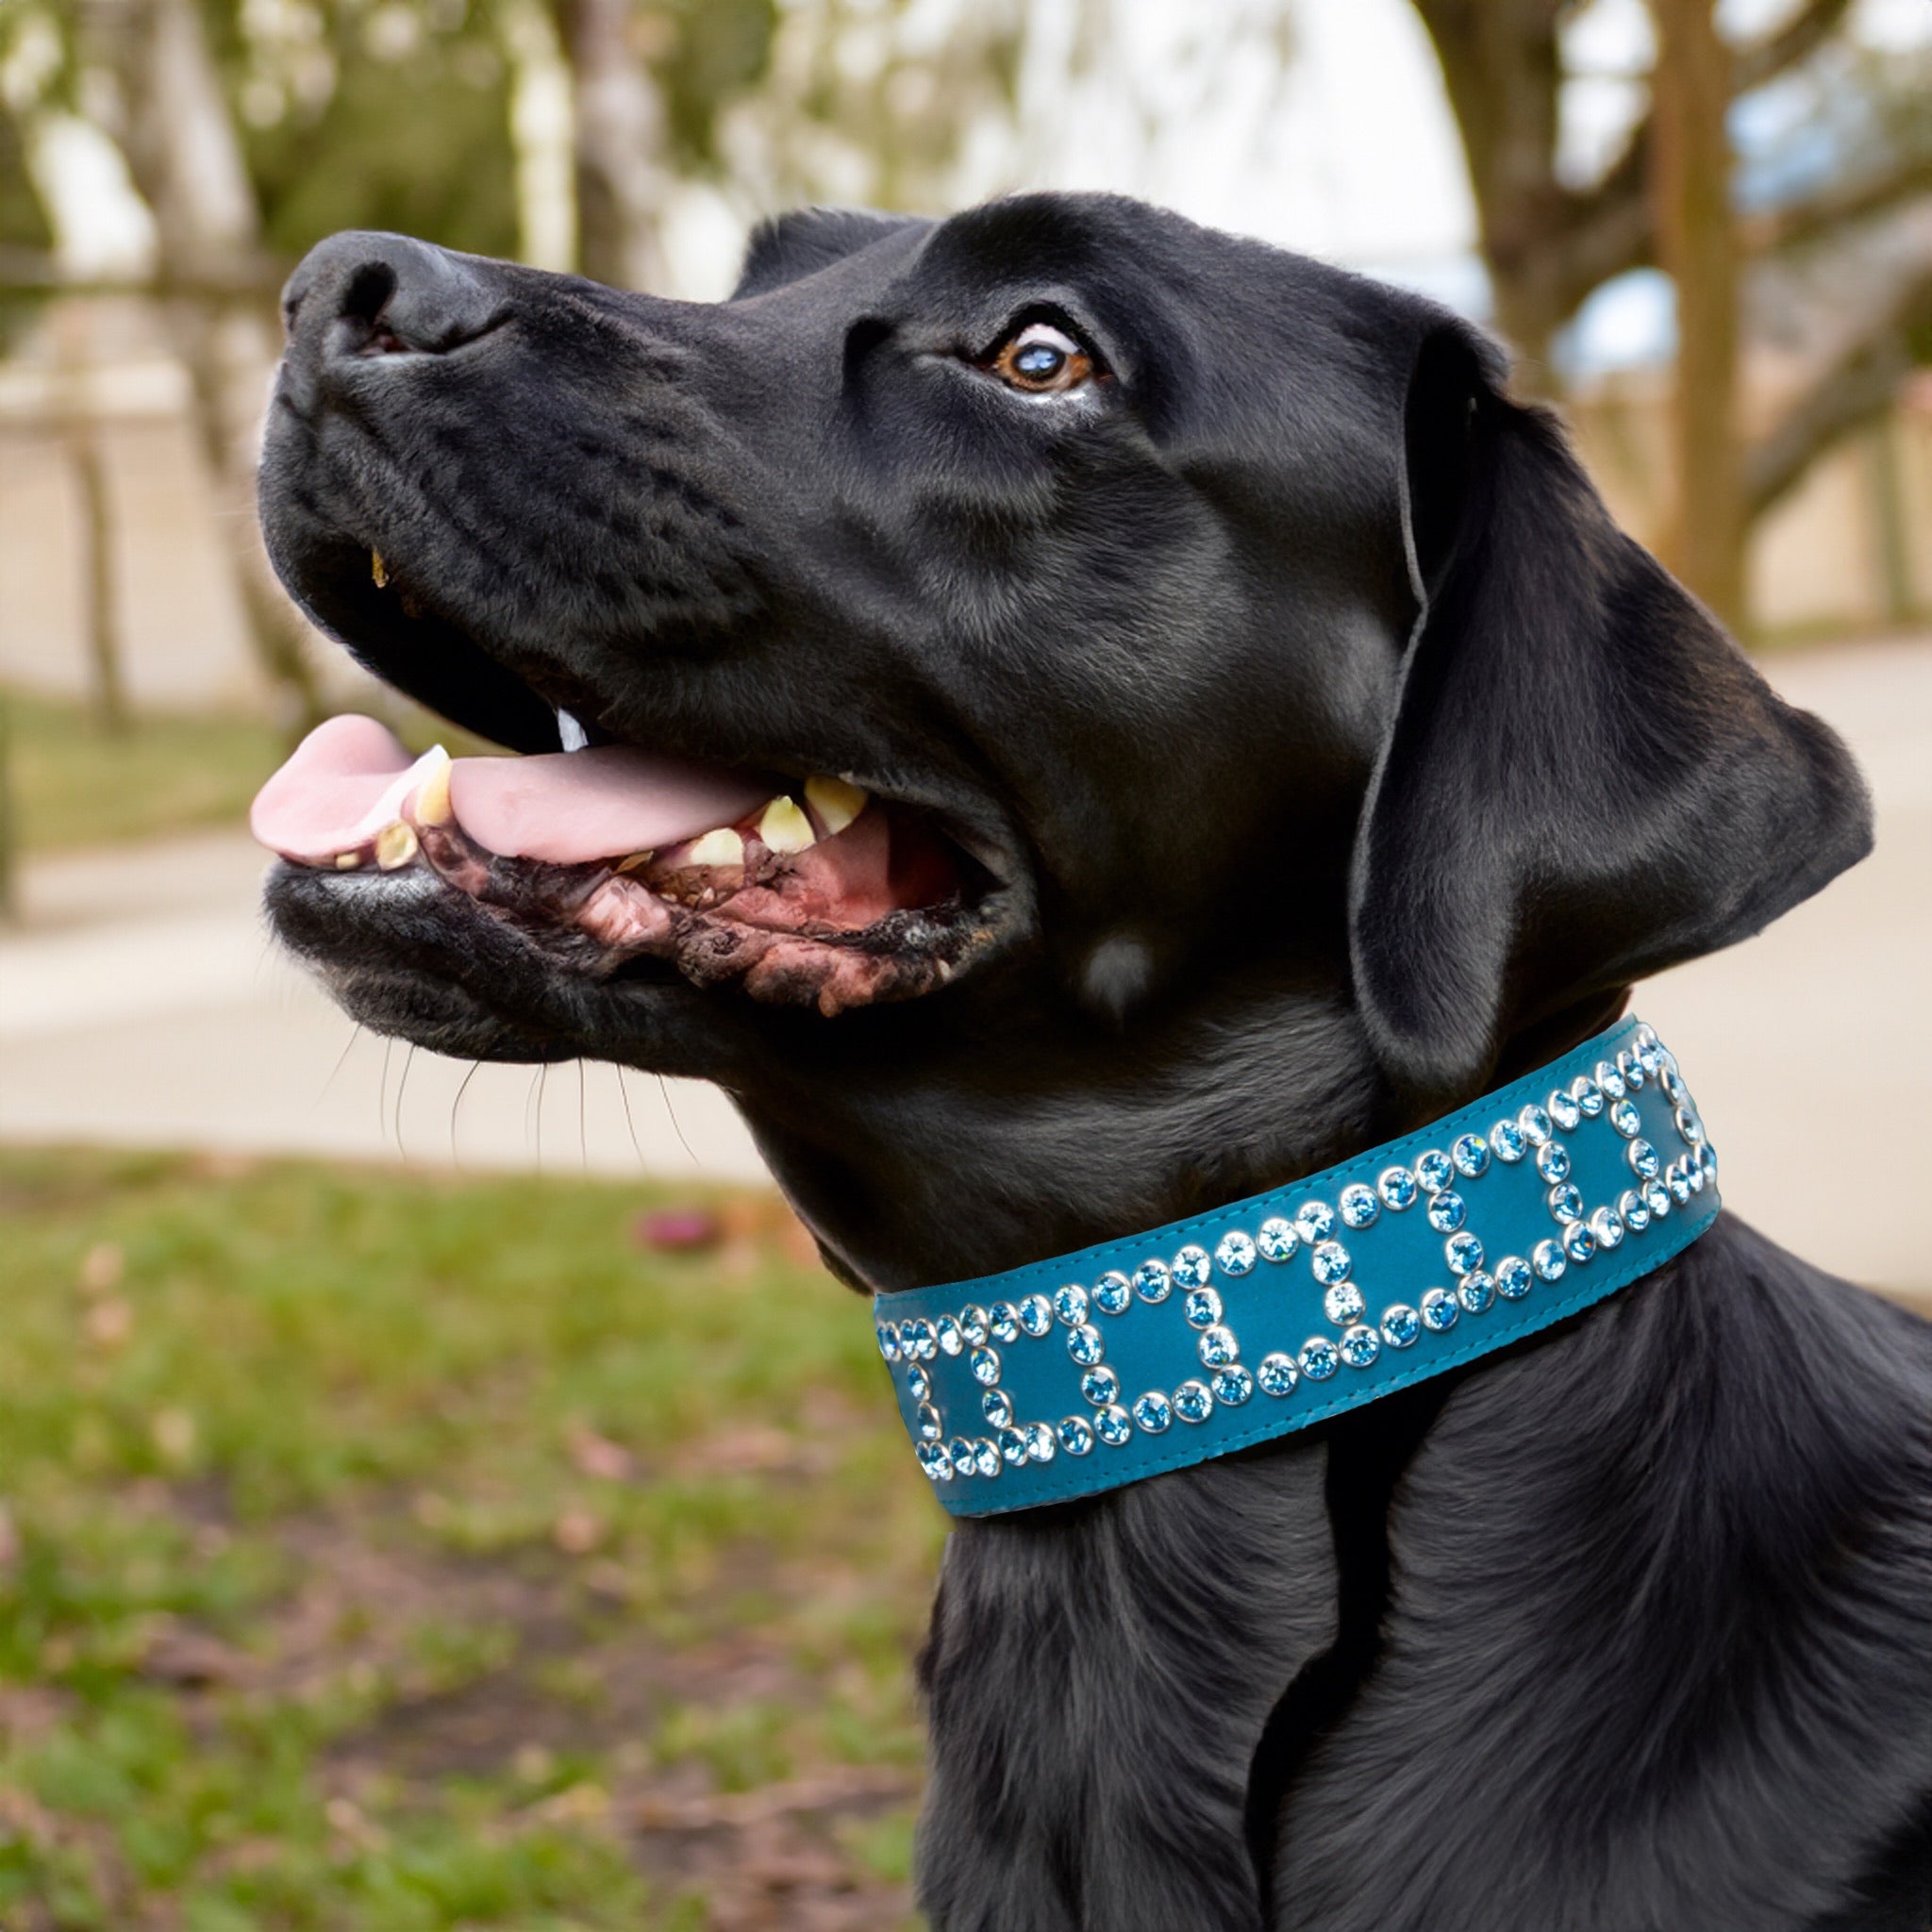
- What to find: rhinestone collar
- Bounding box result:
[874,1017,1719,1516]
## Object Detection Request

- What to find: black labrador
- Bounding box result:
[254,193,1932,1931]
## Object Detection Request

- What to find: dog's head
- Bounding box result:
[256,192,1869,1288]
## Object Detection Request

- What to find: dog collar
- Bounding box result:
[874,1017,1719,1516]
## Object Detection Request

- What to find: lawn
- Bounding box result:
[0,1147,942,1930]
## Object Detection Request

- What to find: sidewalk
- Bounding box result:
[2,635,1928,1290]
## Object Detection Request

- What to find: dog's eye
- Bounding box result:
[985,322,1096,395]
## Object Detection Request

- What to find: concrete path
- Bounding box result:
[2,634,1928,1291]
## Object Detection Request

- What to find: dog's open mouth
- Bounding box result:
[252,708,996,1017]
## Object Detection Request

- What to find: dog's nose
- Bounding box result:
[280,230,506,371]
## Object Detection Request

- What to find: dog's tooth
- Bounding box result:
[556,708,590,753]
[687,827,745,868]
[805,775,867,835]
[757,795,816,855]
[375,821,419,870]
[335,851,362,871]
[411,745,454,825]
[371,549,388,589]
[614,850,656,874]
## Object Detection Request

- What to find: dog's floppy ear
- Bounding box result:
[731,207,930,300]
[1349,322,1872,1112]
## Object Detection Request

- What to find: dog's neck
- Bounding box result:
[735,969,1633,1297]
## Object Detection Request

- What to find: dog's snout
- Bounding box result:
[281,231,506,371]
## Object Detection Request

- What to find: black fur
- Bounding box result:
[257,193,1932,1929]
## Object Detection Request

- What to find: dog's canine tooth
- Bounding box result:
[411,746,454,826]
[371,549,388,589]
[556,708,590,753]
[375,821,420,870]
[805,775,867,835]
[758,796,816,855]
[687,827,745,868]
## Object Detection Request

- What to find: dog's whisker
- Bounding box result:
[449,1058,482,1168]
[377,1037,393,1140]
[614,1065,646,1178]
[658,1074,698,1169]
[575,1060,588,1176]
[393,1043,416,1159]
[315,1023,366,1109]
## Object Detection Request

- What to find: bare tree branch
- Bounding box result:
[1742,155,1932,255]
[1744,260,1932,516]
[1732,0,1857,94]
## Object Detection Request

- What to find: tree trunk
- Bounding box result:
[1650,0,1747,632]
[558,0,671,291]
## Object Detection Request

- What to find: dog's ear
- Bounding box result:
[731,207,929,300]
[1348,322,1872,1112]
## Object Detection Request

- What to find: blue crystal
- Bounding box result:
[1053,1283,1089,1326]
[1257,1352,1300,1396]
[901,1319,937,1361]
[999,1426,1029,1466]
[1608,1099,1641,1139]
[1174,1380,1214,1424]
[1183,1287,1224,1328]
[990,1302,1019,1342]
[1445,1232,1485,1276]
[1211,1365,1254,1407]
[1620,1189,1651,1232]
[1025,1422,1056,1463]
[1536,1141,1571,1183]
[1695,1143,1718,1179]
[1421,1287,1460,1332]
[1339,1184,1380,1230]
[1490,1120,1526,1163]
[1591,1207,1625,1251]
[1548,1089,1581,1131]
[1216,1231,1257,1276]
[908,1365,931,1402]
[1339,1324,1381,1369]
[936,1315,964,1357]
[948,1435,975,1474]
[1173,1244,1212,1290]
[1324,1282,1367,1326]
[1092,1271,1133,1315]
[876,1323,902,1362]
[1548,1183,1584,1223]
[1133,1391,1174,1434]
[918,1441,953,1481]
[1675,1107,1704,1145]
[970,1346,1001,1386]
[1416,1149,1453,1193]
[1133,1258,1173,1303]
[1450,1134,1491,1179]
[1378,1166,1420,1209]
[973,1440,1002,1478]
[1058,1416,1094,1456]
[982,1389,1013,1426]
[1294,1201,1335,1242]
[1427,1191,1467,1234]
[1095,1405,1133,1447]
[1257,1218,1300,1263]
[1618,1048,1643,1090]
[1459,1270,1499,1313]
[1311,1240,1353,1286]
[1381,1304,1422,1348]
[1643,1178,1672,1219]
[1081,1365,1120,1407]
[1563,1220,1597,1264]
[1018,1294,1054,1336]
[917,1402,942,1441]
[1572,1074,1604,1118]
[1198,1324,1240,1368]
[1660,1063,1685,1104]
[1627,1138,1661,1179]
[1495,1256,1534,1300]
[1519,1105,1553,1146]
[1532,1241,1567,1283]
[1667,1162,1692,1204]
[1067,1324,1105,1366]
[958,1304,989,1346]
[1299,1337,1341,1381]
[1596,1060,1626,1100]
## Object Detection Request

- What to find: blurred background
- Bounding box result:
[0,1,1927,1925]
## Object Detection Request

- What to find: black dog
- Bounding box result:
[254,194,1932,1930]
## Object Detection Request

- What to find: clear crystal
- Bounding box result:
[1339,1324,1381,1369]
[1257,1352,1300,1396]
[1311,1240,1353,1286]
[1519,1105,1553,1146]
[1381,1304,1422,1348]
[1608,1098,1641,1139]
[1572,1074,1604,1118]
[1257,1218,1301,1263]
[1215,1231,1257,1276]
[1591,1206,1625,1250]
[1294,1201,1335,1242]
[1174,1380,1214,1424]
[1173,1244,1212,1290]
[1324,1282,1367,1326]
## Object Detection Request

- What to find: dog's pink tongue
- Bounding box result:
[250,713,771,867]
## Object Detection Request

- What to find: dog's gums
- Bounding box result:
[251,712,985,1015]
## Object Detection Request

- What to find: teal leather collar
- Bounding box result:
[875,1018,1719,1516]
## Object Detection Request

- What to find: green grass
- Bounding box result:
[0,1148,941,1929]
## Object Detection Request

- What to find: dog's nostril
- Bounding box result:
[341,262,406,353]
